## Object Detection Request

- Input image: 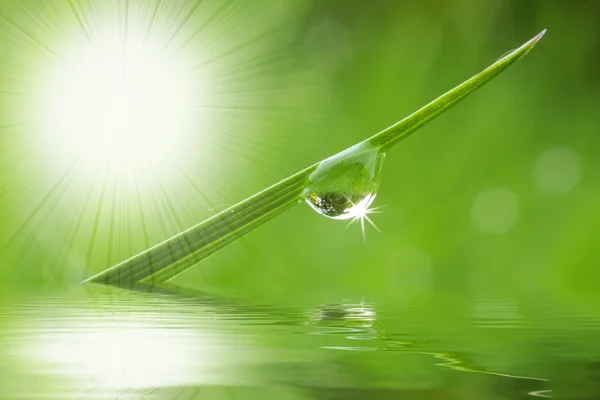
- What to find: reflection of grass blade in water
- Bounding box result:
[84,30,546,287]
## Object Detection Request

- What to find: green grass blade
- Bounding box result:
[85,168,315,286]
[368,29,546,150]
[84,30,545,287]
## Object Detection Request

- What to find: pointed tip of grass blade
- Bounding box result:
[369,29,547,150]
[506,29,547,60]
[534,29,547,43]
[515,29,546,61]
[525,29,546,51]
[518,29,546,56]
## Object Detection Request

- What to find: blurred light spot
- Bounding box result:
[533,147,581,194]
[470,187,519,234]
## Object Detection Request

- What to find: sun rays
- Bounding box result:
[345,196,384,241]
[0,0,317,281]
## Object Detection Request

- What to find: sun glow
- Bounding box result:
[1,0,317,279]
[36,22,198,178]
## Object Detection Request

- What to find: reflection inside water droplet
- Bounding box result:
[306,192,377,220]
[304,142,384,221]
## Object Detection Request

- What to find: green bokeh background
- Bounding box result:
[0,0,598,300]
[1,1,600,399]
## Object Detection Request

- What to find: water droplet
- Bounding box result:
[304,142,384,220]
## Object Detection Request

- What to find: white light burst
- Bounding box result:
[35,20,199,180]
[0,0,317,278]
[345,194,383,241]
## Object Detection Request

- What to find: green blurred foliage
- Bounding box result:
[179,0,600,303]
[0,0,598,303]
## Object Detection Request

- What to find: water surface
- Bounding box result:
[2,285,600,399]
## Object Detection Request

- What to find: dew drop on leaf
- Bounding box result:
[303,142,385,220]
